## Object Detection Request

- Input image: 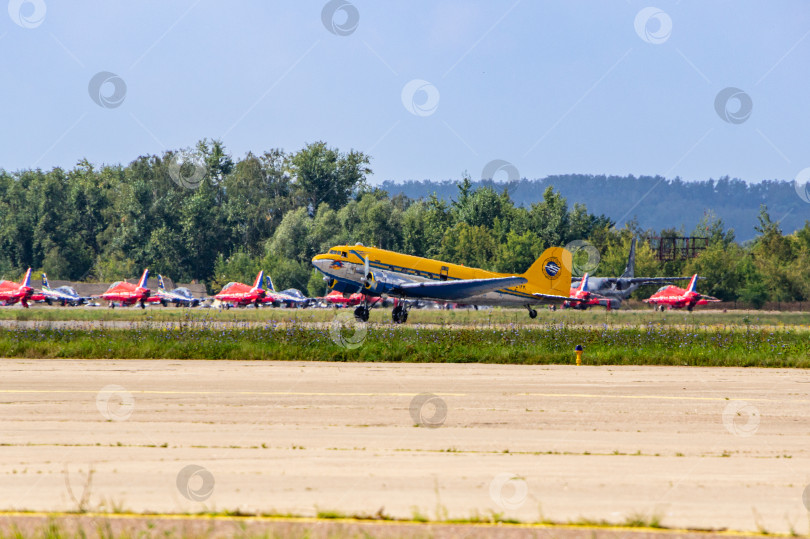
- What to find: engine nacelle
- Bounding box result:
[331,279,363,294]
[363,271,397,295]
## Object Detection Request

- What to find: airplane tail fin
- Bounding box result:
[523,247,573,297]
[621,238,636,278]
[22,268,32,288]
[251,270,265,291]
[578,273,589,292]
[42,273,49,289]
[137,269,150,289]
[158,275,166,291]
[687,274,699,293]
[265,275,276,292]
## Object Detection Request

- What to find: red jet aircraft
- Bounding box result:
[563,273,619,311]
[0,268,34,307]
[213,270,265,308]
[99,269,151,308]
[644,274,720,311]
[319,290,390,308]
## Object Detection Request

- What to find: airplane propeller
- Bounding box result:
[362,254,371,286]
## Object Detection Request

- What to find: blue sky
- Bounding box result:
[2,1,809,186]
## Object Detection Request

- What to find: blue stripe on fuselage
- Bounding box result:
[319,261,537,301]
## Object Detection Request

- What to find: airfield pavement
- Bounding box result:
[0,359,809,536]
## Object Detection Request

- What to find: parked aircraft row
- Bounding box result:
[310,240,715,323]
[1,240,717,319]
[0,270,313,309]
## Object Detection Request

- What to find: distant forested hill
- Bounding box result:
[381,176,808,241]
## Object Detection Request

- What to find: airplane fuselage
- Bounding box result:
[572,277,641,299]
[0,284,33,306]
[100,287,150,306]
[313,246,549,308]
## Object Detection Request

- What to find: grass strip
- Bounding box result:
[0,324,808,367]
[2,306,810,329]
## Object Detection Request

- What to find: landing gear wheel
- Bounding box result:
[392,304,408,324]
[528,308,538,319]
[354,305,370,322]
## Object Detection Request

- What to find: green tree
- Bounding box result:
[452,182,506,230]
[438,223,496,270]
[223,149,293,254]
[266,207,312,263]
[211,249,261,291]
[494,231,544,274]
[528,187,570,248]
[308,203,344,254]
[290,141,371,210]
[401,195,452,258]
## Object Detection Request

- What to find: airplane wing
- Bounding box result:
[573,276,696,286]
[534,293,580,304]
[394,276,527,301]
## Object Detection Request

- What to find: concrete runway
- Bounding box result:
[0,359,808,534]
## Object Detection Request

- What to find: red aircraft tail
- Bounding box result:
[137,269,150,289]
[686,274,699,293]
[577,273,589,293]
[21,268,32,288]
[251,270,265,291]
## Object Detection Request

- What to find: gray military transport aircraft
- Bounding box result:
[570,238,693,307]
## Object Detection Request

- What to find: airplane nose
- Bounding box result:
[311,256,328,271]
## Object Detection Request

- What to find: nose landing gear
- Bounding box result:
[354,304,370,322]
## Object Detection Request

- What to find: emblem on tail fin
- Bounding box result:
[265,275,277,292]
[542,257,562,280]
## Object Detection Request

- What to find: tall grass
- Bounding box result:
[3,305,810,329]
[0,322,807,367]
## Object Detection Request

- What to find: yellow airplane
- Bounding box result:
[312,244,574,323]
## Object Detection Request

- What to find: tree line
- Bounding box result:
[1,140,808,306]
